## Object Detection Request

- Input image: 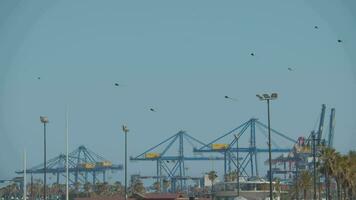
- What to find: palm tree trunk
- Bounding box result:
[304,189,307,200]
[336,179,341,200]
[211,181,214,200]
[325,171,329,200]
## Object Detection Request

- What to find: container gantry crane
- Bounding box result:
[16,145,123,186]
[194,118,296,179]
[270,105,336,183]
[130,130,224,192]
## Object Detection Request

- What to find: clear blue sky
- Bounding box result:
[0,0,355,184]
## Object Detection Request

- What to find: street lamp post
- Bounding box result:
[295,153,299,200]
[256,93,278,200]
[23,150,27,200]
[312,131,317,200]
[65,109,69,200]
[40,116,49,200]
[234,134,240,197]
[122,125,129,200]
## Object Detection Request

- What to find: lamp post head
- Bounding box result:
[271,93,278,100]
[40,116,49,124]
[262,94,270,99]
[122,125,129,133]
[256,93,278,101]
[256,94,264,101]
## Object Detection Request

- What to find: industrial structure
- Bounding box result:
[16,145,122,186]
[129,104,336,197]
[5,104,336,199]
[194,118,296,180]
[130,118,299,193]
[267,104,336,182]
[130,131,225,192]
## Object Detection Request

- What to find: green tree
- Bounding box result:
[112,181,124,196]
[319,147,339,199]
[207,170,218,197]
[152,181,160,192]
[298,171,312,200]
[224,171,237,182]
[94,182,111,196]
[162,179,170,193]
[273,178,281,199]
[131,178,145,194]
[83,182,92,197]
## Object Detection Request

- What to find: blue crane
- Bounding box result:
[317,104,326,146]
[305,105,335,147]
[130,131,225,192]
[194,118,296,179]
[16,145,122,186]
[328,108,336,148]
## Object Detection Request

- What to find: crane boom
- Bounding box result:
[328,108,336,147]
[317,104,326,145]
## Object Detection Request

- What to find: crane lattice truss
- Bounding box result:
[270,105,336,182]
[194,118,297,179]
[305,104,335,147]
[130,131,224,192]
[16,146,122,185]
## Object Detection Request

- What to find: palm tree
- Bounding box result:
[208,171,218,184]
[347,151,356,199]
[298,171,312,200]
[334,154,347,199]
[162,179,170,193]
[112,181,124,196]
[318,149,356,200]
[31,179,43,199]
[291,148,356,200]
[83,182,92,197]
[273,178,281,199]
[74,182,81,193]
[224,171,237,182]
[131,178,145,194]
[207,170,218,197]
[50,183,63,199]
[152,181,160,192]
[102,182,111,196]
[319,147,338,199]
[93,182,111,196]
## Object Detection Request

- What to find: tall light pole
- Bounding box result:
[65,109,69,200]
[256,93,278,200]
[234,134,240,197]
[295,153,299,200]
[312,131,317,200]
[122,125,129,200]
[40,116,49,200]
[23,149,27,200]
